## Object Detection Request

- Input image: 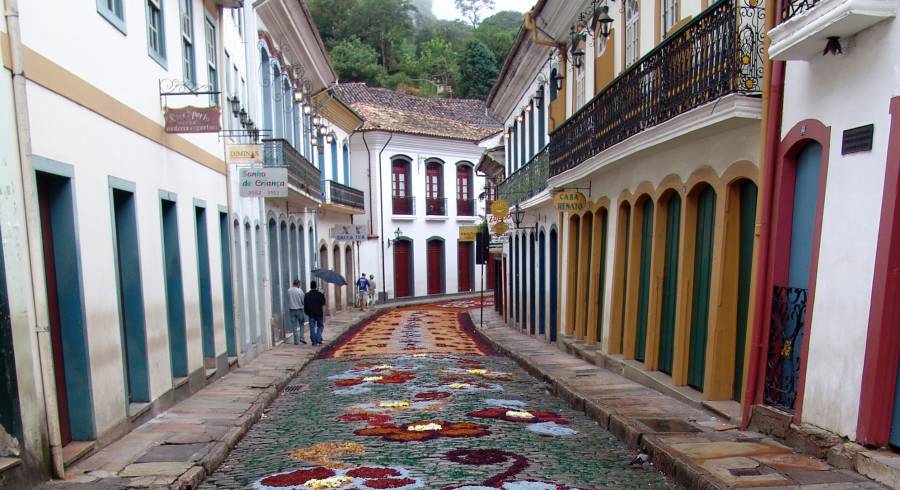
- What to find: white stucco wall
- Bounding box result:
[781,16,900,439]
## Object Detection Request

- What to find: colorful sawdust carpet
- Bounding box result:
[201,301,667,489]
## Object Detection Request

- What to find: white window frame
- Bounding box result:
[146,0,166,67]
[180,0,196,86]
[662,0,678,38]
[625,0,640,66]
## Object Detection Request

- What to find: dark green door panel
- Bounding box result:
[734,182,757,400]
[658,196,681,375]
[688,187,716,389]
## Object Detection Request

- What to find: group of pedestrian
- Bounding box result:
[355,273,376,311]
[286,280,326,346]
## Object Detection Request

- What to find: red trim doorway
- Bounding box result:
[857,97,900,446]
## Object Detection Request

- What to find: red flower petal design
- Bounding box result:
[259,467,335,486]
[346,467,402,478]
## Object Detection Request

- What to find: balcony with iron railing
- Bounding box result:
[262,138,321,200]
[457,198,476,216]
[323,180,365,212]
[426,197,447,216]
[498,147,550,207]
[549,0,764,178]
[770,0,895,60]
[392,195,415,216]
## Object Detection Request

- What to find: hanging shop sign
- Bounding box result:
[164,105,221,133]
[226,144,264,164]
[331,224,369,241]
[490,199,510,220]
[459,226,479,242]
[553,191,586,212]
[491,222,510,236]
[239,167,287,197]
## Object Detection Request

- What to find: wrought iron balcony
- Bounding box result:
[426,197,447,216]
[324,180,365,211]
[498,147,549,207]
[782,0,819,21]
[392,195,415,215]
[457,198,476,216]
[549,0,764,177]
[262,138,321,199]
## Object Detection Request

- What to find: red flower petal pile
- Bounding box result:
[259,466,334,486]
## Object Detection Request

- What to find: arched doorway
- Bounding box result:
[345,245,354,306]
[268,219,282,343]
[458,240,473,292]
[520,233,527,330]
[594,209,609,344]
[244,222,258,345]
[427,238,445,295]
[513,235,519,324]
[576,211,593,340]
[549,227,559,342]
[393,239,412,298]
[529,232,536,335]
[566,215,580,336]
[611,202,631,354]
[658,193,682,375]
[687,185,717,390]
[279,220,289,339]
[333,244,342,310]
[732,180,757,400]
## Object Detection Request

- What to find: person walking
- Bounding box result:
[355,273,370,311]
[368,274,377,306]
[286,280,307,345]
[304,281,327,346]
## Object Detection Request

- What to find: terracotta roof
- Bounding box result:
[332,83,502,142]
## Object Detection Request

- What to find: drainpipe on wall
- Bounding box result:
[4,0,65,477]
[742,0,786,429]
[376,133,393,301]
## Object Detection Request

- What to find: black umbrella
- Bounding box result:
[311,268,347,286]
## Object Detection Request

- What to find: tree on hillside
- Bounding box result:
[331,37,384,84]
[307,0,359,48]
[454,0,495,27]
[343,0,417,70]
[474,11,522,68]
[416,38,458,86]
[456,40,498,99]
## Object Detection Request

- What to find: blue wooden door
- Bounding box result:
[530,234,536,334]
[549,228,558,341]
[891,365,900,446]
[539,232,546,335]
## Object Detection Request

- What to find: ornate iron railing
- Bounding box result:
[262,138,321,199]
[324,180,365,210]
[426,197,447,216]
[549,0,764,177]
[392,195,415,215]
[498,147,550,206]
[457,198,475,216]
[782,0,820,21]
[764,285,808,412]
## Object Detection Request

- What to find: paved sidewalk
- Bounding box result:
[473,307,887,489]
[40,308,375,490]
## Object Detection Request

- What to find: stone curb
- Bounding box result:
[471,316,726,490]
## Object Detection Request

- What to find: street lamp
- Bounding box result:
[293,90,304,103]
[387,227,403,248]
[229,96,241,117]
[303,105,312,115]
[569,26,586,69]
[239,108,248,126]
[591,5,614,38]
[325,131,336,144]
[511,204,537,233]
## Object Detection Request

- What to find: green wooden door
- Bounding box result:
[596,213,608,342]
[688,186,716,389]
[658,195,681,374]
[733,181,757,400]
[635,200,654,362]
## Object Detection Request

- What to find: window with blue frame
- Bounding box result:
[98,0,126,33]
[549,69,558,101]
[342,143,350,185]
[204,13,217,104]
[538,86,546,149]
[146,0,166,67]
[331,139,338,182]
[179,0,195,86]
[318,134,326,193]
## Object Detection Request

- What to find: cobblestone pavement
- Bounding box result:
[201,299,670,489]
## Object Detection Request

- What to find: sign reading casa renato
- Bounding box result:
[164,106,221,133]
[553,191,586,212]
[226,144,263,164]
[330,224,369,241]
[239,167,287,198]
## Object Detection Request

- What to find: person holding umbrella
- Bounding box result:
[304,281,327,346]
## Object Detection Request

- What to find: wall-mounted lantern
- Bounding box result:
[592,5,614,38]
[239,108,249,126]
[387,227,403,248]
[293,90,304,103]
[229,96,241,117]
[569,26,586,69]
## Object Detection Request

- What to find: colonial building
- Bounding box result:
[493,0,765,418]
[333,83,501,300]
[744,0,900,463]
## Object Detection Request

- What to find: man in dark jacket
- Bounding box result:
[304,281,327,345]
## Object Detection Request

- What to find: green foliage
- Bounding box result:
[331,37,384,85]
[309,0,519,97]
[454,0,495,27]
[456,40,498,100]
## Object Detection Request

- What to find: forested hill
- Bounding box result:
[307,0,523,100]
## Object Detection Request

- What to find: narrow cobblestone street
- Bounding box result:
[202,299,670,489]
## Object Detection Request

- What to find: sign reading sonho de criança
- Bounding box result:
[553,191,586,212]
[239,167,288,198]
[164,105,221,133]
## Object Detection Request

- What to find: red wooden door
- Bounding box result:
[487,253,496,290]
[393,241,411,298]
[427,240,443,295]
[458,241,472,292]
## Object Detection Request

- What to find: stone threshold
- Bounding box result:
[0,457,21,474]
[476,309,887,489]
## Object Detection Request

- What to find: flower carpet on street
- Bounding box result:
[201,302,668,489]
